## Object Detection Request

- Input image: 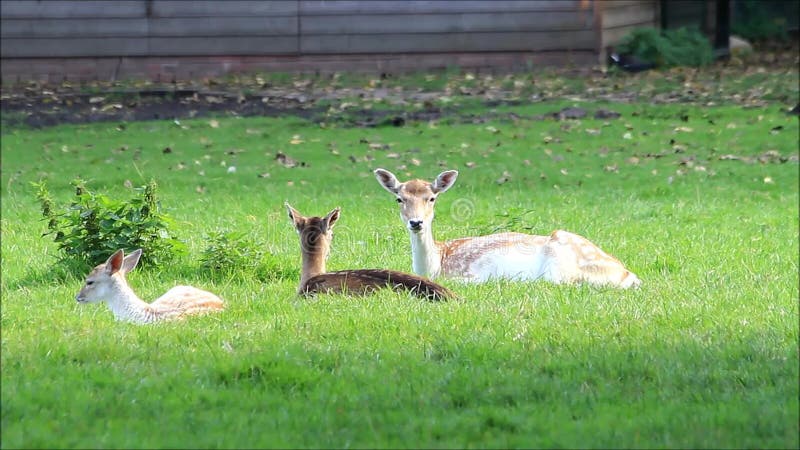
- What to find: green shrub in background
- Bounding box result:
[34,178,185,270]
[732,0,796,41]
[616,26,714,68]
[200,230,299,282]
[200,230,263,274]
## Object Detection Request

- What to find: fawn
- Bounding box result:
[286,203,454,300]
[373,168,641,288]
[75,249,225,324]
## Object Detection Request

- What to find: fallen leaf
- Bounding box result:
[209,119,219,128]
[100,103,122,112]
[496,171,511,184]
[276,152,298,168]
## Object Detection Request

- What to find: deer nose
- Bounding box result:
[409,219,423,230]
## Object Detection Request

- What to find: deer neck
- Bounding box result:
[300,249,327,288]
[105,278,158,324]
[409,228,442,278]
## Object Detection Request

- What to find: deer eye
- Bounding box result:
[86,281,94,286]
[429,197,436,202]
[396,198,403,203]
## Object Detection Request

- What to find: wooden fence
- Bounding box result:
[0,0,661,81]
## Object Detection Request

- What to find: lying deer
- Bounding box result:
[373,168,641,288]
[286,203,454,300]
[75,249,225,324]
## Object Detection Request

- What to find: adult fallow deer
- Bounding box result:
[373,168,640,289]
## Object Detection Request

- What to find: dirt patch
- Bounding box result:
[1,87,625,129]
[2,44,797,129]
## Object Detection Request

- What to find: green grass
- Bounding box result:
[2,98,798,448]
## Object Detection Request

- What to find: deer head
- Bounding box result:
[373,168,458,234]
[75,249,142,303]
[286,203,340,259]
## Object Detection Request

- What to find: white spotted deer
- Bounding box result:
[286,203,454,300]
[373,168,640,288]
[75,249,225,324]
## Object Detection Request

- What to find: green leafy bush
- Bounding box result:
[200,230,298,282]
[35,178,185,269]
[732,0,795,41]
[616,26,714,67]
[200,230,263,273]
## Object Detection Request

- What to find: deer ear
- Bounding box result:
[121,248,142,274]
[105,249,125,274]
[433,170,459,193]
[285,202,305,229]
[323,207,341,230]
[374,168,401,194]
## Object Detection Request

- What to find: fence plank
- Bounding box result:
[149,17,297,36]
[302,11,589,34]
[603,3,657,29]
[1,37,147,57]
[0,1,146,18]
[302,30,595,54]
[147,36,298,55]
[152,1,298,17]
[300,0,582,14]
[1,18,148,38]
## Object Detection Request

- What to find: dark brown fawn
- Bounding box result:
[286,203,455,301]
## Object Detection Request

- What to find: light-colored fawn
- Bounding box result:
[374,168,641,289]
[287,203,454,300]
[75,249,225,324]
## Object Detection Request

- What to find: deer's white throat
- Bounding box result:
[409,228,441,278]
[105,280,156,323]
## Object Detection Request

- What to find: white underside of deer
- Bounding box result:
[375,168,640,289]
[100,284,223,324]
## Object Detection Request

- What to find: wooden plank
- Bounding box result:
[301,30,596,54]
[1,18,148,38]
[299,0,582,14]
[602,0,657,10]
[602,24,653,45]
[0,1,146,18]
[148,17,297,36]
[301,11,589,34]
[1,37,147,57]
[151,1,297,17]
[603,3,657,29]
[147,36,298,55]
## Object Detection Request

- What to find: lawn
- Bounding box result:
[1,72,798,448]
